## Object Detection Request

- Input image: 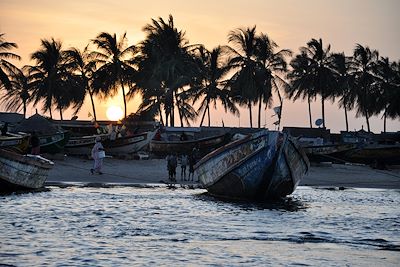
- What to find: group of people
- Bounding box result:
[166,153,196,182]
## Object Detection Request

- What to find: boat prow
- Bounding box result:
[195,130,309,200]
[0,149,54,192]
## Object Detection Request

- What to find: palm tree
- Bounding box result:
[64,46,98,121]
[226,26,262,128]
[300,38,336,128]
[330,53,355,132]
[350,44,379,132]
[374,57,398,132]
[0,68,30,117]
[0,33,21,91]
[191,46,238,127]
[132,15,199,126]
[385,61,400,121]
[91,32,137,119]
[28,38,73,120]
[255,33,292,129]
[286,52,317,128]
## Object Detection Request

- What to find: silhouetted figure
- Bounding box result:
[91,136,105,175]
[30,132,40,155]
[188,154,196,181]
[167,154,177,182]
[1,122,8,136]
[180,132,188,141]
[180,154,189,181]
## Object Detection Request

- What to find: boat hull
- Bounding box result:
[150,133,230,157]
[38,131,69,154]
[65,131,156,156]
[0,149,54,192]
[343,145,400,165]
[104,131,156,155]
[196,130,309,200]
[65,134,109,155]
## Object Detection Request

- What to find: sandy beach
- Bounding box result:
[46,156,400,189]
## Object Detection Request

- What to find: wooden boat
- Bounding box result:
[65,130,157,156]
[343,144,400,165]
[65,133,110,155]
[0,149,54,192]
[37,131,70,154]
[303,143,356,155]
[150,130,230,157]
[195,130,309,200]
[104,130,157,156]
[302,143,357,162]
[0,133,30,153]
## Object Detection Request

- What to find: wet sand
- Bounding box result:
[46,156,400,189]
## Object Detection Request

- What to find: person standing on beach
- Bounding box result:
[91,136,105,175]
[30,131,40,155]
[1,122,8,135]
[180,154,189,181]
[188,154,196,181]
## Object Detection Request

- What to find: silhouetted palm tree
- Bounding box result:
[300,38,336,128]
[133,15,198,126]
[330,53,355,132]
[91,32,137,119]
[374,57,398,132]
[350,44,379,132]
[28,38,73,120]
[255,33,291,129]
[0,33,21,91]
[1,68,30,117]
[64,46,98,121]
[385,61,400,120]
[226,26,259,128]
[286,52,317,128]
[191,46,238,127]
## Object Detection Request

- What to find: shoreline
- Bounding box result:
[46,156,400,190]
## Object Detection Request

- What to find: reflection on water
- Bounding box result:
[0,186,399,266]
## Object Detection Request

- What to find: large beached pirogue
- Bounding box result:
[0,149,54,192]
[195,130,310,200]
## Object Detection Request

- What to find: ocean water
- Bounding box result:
[0,186,399,266]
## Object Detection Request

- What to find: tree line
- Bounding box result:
[0,15,399,132]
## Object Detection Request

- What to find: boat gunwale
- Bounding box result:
[195,130,271,168]
[150,132,228,146]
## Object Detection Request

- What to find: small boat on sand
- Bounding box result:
[65,130,157,156]
[0,132,30,153]
[0,149,54,192]
[150,127,231,157]
[195,130,309,200]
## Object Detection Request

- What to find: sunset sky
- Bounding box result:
[1,0,399,132]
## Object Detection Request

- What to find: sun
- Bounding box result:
[106,105,124,121]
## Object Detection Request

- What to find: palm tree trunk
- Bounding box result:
[248,102,253,128]
[199,99,210,127]
[308,96,312,128]
[277,90,283,131]
[258,97,262,128]
[383,108,387,133]
[321,96,325,128]
[59,109,63,121]
[120,80,127,119]
[344,106,349,132]
[23,101,27,119]
[170,91,175,127]
[278,101,283,131]
[207,106,211,127]
[89,91,97,122]
[365,110,371,133]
